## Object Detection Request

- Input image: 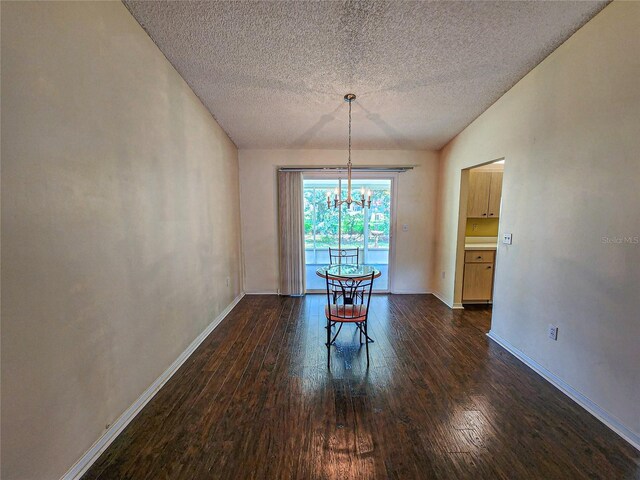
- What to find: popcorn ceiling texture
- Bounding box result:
[124,1,607,150]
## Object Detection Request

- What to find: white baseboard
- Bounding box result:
[487,330,640,452]
[244,291,278,295]
[390,290,430,294]
[61,292,246,480]
[304,290,431,295]
[299,290,433,295]
[431,290,465,309]
[431,290,451,307]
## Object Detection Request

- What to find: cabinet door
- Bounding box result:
[487,172,503,218]
[467,171,491,218]
[462,263,494,301]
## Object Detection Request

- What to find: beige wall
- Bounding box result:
[1,2,242,479]
[239,149,438,294]
[433,1,639,442]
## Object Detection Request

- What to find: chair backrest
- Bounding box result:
[329,247,360,265]
[325,272,375,322]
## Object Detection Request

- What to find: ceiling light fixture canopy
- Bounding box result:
[327,94,371,209]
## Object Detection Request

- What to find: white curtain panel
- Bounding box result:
[277,171,306,296]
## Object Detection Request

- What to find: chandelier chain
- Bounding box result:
[348,98,352,166]
[327,93,371,210]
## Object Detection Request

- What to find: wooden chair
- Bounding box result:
[324,271,375,369]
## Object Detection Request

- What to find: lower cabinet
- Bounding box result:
[462,250,495,302]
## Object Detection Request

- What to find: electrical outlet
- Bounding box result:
[503,233,513,245]
[402,224,409,232]
[472,223,479,231]
[548,324,558,341]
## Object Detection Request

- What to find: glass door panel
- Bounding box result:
[304,179,339,289]
[348,179,391,290]
[304,177,392,291]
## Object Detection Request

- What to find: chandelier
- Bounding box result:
[327,94,371,209]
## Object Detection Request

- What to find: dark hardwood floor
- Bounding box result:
[83,294,639,480]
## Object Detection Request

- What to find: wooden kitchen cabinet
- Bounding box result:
[487,172,503,218]
[464,250,495,263]
[467,171,502,218]
[462,249,495,302]
[467,171,491,217]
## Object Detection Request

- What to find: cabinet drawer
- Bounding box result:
[464,250,495,263]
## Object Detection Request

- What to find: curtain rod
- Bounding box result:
[278,165,415,173]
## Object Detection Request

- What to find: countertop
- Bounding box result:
[464,236,498,251]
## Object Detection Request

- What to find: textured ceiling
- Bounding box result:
[123,1,607,150]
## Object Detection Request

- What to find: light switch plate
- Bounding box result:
[502,233,513,245]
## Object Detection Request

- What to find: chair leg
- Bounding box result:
[326,317,331,369]
[355,322,374,344]
[329,323,343,345]
[365,320,370,368]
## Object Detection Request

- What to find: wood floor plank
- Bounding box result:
[83,294,639,480]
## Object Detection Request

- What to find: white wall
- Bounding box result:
[1,3,242,479]
[239,149,439,294]
[433,1,639,444]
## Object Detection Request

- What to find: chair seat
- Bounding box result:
[325,304,368,322]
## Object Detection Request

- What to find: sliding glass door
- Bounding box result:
[304,176,393,291]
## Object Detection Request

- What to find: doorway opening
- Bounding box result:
[454,159,505,317]
[303,176,394,292]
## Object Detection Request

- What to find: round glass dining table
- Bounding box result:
[315,264,381,280]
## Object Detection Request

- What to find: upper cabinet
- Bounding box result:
[487,172,503,217]
[466,171,491,217]
[467,171,503,218]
